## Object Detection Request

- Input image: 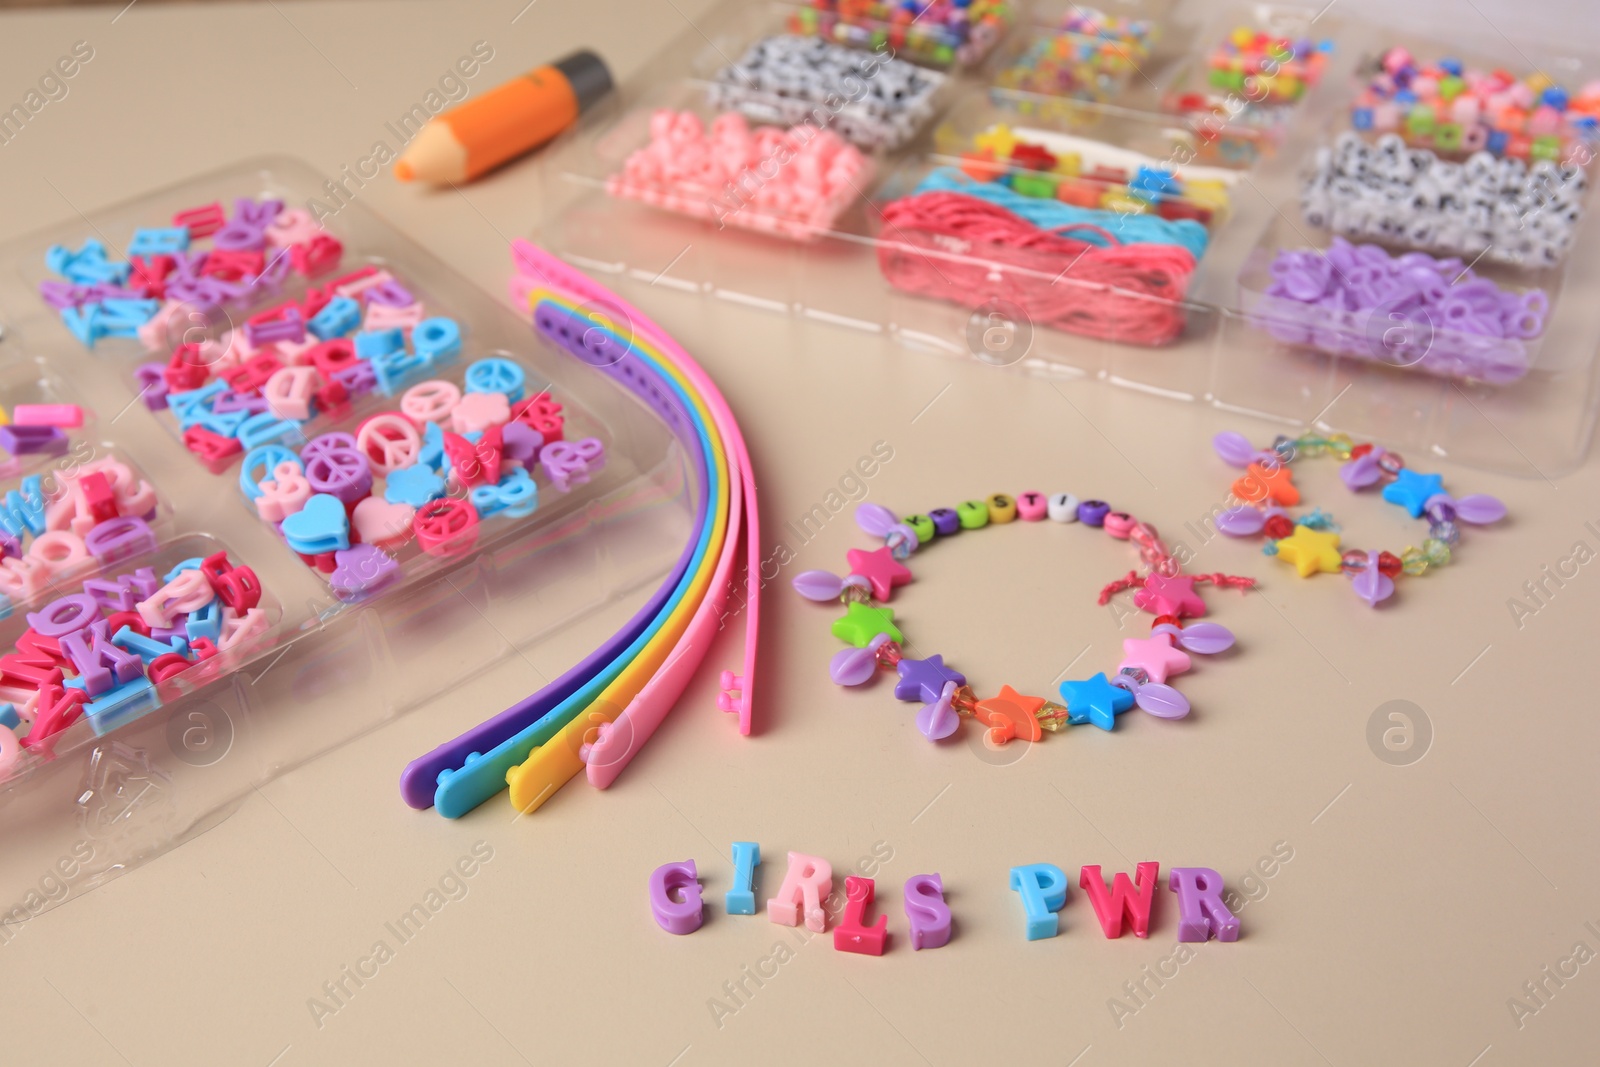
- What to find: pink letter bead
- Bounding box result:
[1168,867,1240,942]
[13,404,84,428]
[649,860,704,935]
[262,366,320,421]
[903,873,952,950]
[218,606,271,651]
[767,851,832,932]
[136,569,214,629]
[1015,491,1048,521]
[26,531,90,578]
[1079,862,1160,939]
[833,876,887,955]
[256,462,314,522]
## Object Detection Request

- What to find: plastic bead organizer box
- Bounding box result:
[0,158,749,910]
[536,0,1600,478]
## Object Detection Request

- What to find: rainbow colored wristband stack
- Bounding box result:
[398,242,759,818]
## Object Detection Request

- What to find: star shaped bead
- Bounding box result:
[845,546,912,601]
[1273,525,1343,578]
[973,685,1046,743]
[1381,469,1445,517]
[831,602,903,648]
[1119,636,1192,684]
[894,655,965,703]
[1133,573,1207,618]
[1232,461,1299,507]
[1058,673,1135,731]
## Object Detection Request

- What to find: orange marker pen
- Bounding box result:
[394,50,612,184]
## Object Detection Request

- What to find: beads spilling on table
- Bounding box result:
[41,197,342,349]
[606,110,871,240]
[795,495,1254,745]
[1253,236,1547,383]
[709,34,946,152]
[1302,132,1586,268]
[0,549,270,778]
[1351,47,1600,162]
[1212,431,1507,606]
[786,0,1013,69]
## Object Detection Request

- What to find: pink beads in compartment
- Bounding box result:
[605,110,872,241]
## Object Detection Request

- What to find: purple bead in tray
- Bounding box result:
[1250,237,1548,384]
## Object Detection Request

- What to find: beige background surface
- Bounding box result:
[3,1,1599,1065]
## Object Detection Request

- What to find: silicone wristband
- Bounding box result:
[427,307,729,817]
[398,299,721,812]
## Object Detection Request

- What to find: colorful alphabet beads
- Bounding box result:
[1251,236,1547,384]
[0,456,160,612]
[606,110,872,240]
[0,549,268,778]
[653,844,1242,949]
[1302,132,1587,268]
[708,34,946,151]
[1350,47,1600,163]
[40,198,343,350]
[795,498,1254,744]
[1213,431,1507,606]
[786,0,1014,69]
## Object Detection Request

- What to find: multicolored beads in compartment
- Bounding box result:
[794,496,1255,746]
[993,7,1157,103]
[0,549,271,778]
[605,110,871,241]
[1198,27,1330,105]
[40,197,344,350]
[788,0,1013,68]
[957,123,1230,225]
[1351,47,1600,163]
[230,362,596,603]
[1212,431,1507,607]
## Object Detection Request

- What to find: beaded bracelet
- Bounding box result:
[1212,431,1507,606]
[794,494,1255,746]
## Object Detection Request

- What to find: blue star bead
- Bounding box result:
[1381,469,1445,517]
[1058,673,1135,731]
[894,655,965,703]
[385,464,446,508]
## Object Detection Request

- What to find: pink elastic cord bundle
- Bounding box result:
[605,109,871,241]
[876,190,1197,346]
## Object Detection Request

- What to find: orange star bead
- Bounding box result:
[1231,461,1299,507]
[973,685,1046,743]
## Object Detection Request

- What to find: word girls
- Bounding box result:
[650,846,1239,951]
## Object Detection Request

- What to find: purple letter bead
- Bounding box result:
[1169,867,1240,942]
[649,860,704,935]
[85,516,158,565]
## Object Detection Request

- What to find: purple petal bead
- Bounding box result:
[916,680,960,741]
[855,503,899,538]
[1453,494,1507,525]
[1136,683,1190,719]
[1213,432,1257,468]
[830,644,880,686]
[793,570,846,601]
[1351,567,1395,606]
[1340,451,1383,490]
[1173,622,1235,655]
[1216,506,1265,537]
